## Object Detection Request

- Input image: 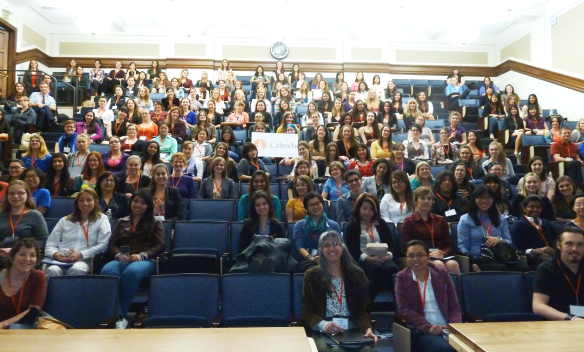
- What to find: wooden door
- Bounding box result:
[0,27,9,94]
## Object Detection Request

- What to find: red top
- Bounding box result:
[347,160,373,177]
[0,270,46,322]
[550,140,578,159]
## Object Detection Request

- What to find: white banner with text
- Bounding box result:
[251,132,298,157]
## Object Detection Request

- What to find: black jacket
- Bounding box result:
[345,218,395,263]
[238,219,285,253]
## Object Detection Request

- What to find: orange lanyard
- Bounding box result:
[574,218,584,231]
[214,180,222,193]
[9,209,26,236]
[467,167,474,180]
[366,225,375,242]
[563,142,572,158]
[332,278,344,312]
[336,181,343,199]
[343,141,350,156]
[114,121,124,135]
[416,271,428,316]
[80,219,90,248]
[77,154,87,167]
[479,219,493,236]
[155,196,164,211]
[128,175,141,191]
[172,175,183,188]
[436,193,453,209]
[8,273,28,314]
[396,159,405,171]
[399,200,406,214]
[250,161,260,171]
[557,260,581,305]
[54,182,60,196]
[442,144,450,158]
[525,216,549,247]
[422,215,435,247]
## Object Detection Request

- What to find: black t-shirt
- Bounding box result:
[534,259,584,314]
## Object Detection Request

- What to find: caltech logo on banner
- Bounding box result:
[251,132,298,157]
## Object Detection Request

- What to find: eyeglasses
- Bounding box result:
[9,166,22,170]
[322,242,341,249]
[347,178,361,184]
[307,201,322,208]
[392,179,404,185]
[407,253,428,259]
[102,179,115,184]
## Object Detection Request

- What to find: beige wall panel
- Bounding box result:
[222,45,272,60]
[552,2,584,75]
[396,50,488,65]
[351,47,382,61]
[286,47,336,61]
[23,24,46,51]
[500,34,531,62]
[174,43,206,57]
[59,42,160,56]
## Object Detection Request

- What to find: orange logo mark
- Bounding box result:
[254,139,268,151]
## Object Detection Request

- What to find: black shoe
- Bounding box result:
[259,257,275,273]
[249,259,261,273]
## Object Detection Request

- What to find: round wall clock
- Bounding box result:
[270,42,289,60]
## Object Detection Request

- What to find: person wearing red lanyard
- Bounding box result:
[0,238,47,329]
[119,155,150,197]
[511,195,558,271]
[533,227,584,321]
[457,184,530,272]
[345,193,398,301]
[168,153,196,199]
[402,187,461,275]
[551,126,584,186]
[321,161,349,203]
[301,230,377,350]
[390,142,415,176]
[432,128,459,165]
[226,101,249,130]
[403,124,429,160]
[336,124,359,162]
[347,144,374,177]
[148,164,182,222]
[43,188,111,278]
[484,93,506,139]
[395,240,462,352]
[197,157,236,200]
[431,170,467,223]
[457,145,484,181]
[510,172,556,221]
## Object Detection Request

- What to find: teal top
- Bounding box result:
[410,178,435,191]
[237,194,282,222]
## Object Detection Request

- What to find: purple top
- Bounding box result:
[103,151,129,179]
[448,125,466,143]
[524,117,546,130]
[168,174,196,199]
[76,121,103,142]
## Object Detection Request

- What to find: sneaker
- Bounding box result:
[115,318,128,329]
[248,259,262,273]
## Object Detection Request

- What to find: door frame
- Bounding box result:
[0,17,16,95]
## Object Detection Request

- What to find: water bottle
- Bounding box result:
[106,208,112,220]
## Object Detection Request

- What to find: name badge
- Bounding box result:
[112,105,117,110]
[429,248,439,253]
[140,136,147,140]
[154,215,165,221]
[160,153,168,159]
[570,305,584,317]
[445,209,457,217]
[63,147,71,153]
[332,317,349,330]
[566,157,573,161]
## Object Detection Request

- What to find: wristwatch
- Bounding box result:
[565,314,576,321]
[306,254,312,260]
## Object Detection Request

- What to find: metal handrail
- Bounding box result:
[2,68,79,112]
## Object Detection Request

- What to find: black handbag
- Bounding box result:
[478,240,519,264]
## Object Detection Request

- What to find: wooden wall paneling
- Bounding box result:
[494,60,584,93]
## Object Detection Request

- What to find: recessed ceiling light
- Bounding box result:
[507,9,512,11]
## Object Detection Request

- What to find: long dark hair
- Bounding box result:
[527,94,540,112]
[83,111,100,135]
[526,156,548,182]
[221,126,236,146]
[130,189,155,233]
[247,190,278,228]
[372,158,391,186]
[482,174,503,205]
[249,171,272,197]
[451,160,471,189]
[506,104,522,130]
[352,193,380,222]
[141,141,162,165]
[468,184,501,227]
[390,170,414,211]
[46,153,71,196]
[432,170,459,197]
[21,166,45,189]
[95,171,119,198]
[467,130,484,154]
[312,125,330,153]
[552,175,576,208]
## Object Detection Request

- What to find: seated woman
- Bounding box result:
[141,141,164,178]
[74,151,105,191]
[169,152,196,199]
[431,170,467,222]
[321,161,350,203]
[416,91,434,120]
[108,108,129,141]
[293,192,342,273]
[102,136,130,179]
[149,164,182,222]
[192,111,217,145]
[408,115,435,145]
[0,181,49,254]
[226,101,249,130]
[301,230,377,351]
[458,145,485,181]
[432,127,460,165]
[483,94,506,139]
[510,172,555,221]
[362,158,392,200]
[21,134,52,173]
[309,125,330,163]
[506,104,526,156]
[287,160,318,200]
[410,161,435,191]
[152,122,178,161]
[46,153,75,197]
[220,126,242,162]
[284,141,318,179]
[101,190,165,329]
[346,193,399,299]
[299,102,322,127]
[390,142,416,176]
[358,112,382,147]
[137,109,159,141]
[481,141,516,183]
[395,240,462,352]
[21,167,50,215]
[402,187,461,274]
[403,124,429,160]
[237,171,281,222]
[378,101,398,129]
[380,170,414,224]
[55,119,78,154]
[179,98,197,130]
[161,87,180,111]
[197,157,236,199]
[516,156,555,199]
[94,96,115,128]
[458,185,530,272]
[212,142,238,183]
[336,124,359,162]
[166,107,188,144]
[44,188,111,277]
[286,175,314,223]
[464,130,485,162]
[350,100,367,123]
[237,142,269,182]
[118,155,150,197]
[237,190,286,253]
[332,113,358,142]
[371,125,393,159]
[523,104,548,136]
[96,172,129,221]
[571,118,584,145]
[76,111,103,144]
[511,195,558,271]
[0,238,47,329]
[152,101,168,124]
[275,110,296,133]
[451,160,474,200]
[447,111,467,144]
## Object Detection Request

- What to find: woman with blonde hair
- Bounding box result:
[169,152,196,199]
[571,118,584,145]
[364,89,381,114]
[44,187,111,277]
[204,88,227,115]
[481,141,515,181]
[410,161,434,191]
[21,133,52,173]
[136,86,154,111]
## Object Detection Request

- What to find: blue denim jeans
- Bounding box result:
[489,116,509,135]
[101,259,156,317]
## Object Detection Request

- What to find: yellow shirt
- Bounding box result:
[371,140,393,159]
[286,198,306,222]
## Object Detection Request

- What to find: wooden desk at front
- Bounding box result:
[448,321,584,352]
[0,327,313,352]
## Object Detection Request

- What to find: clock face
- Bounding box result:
[271,42,289,60]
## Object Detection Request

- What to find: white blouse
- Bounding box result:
[45,214,111,260]
[380,193,413,224]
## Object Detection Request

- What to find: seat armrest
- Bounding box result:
[100,317,118,329]
[211,315,222,328]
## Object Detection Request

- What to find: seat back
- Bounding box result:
[230,222,244,261]
[188,199,235,221]
[145,274,219,328]
[522,135,547,146]
[222,273,291,327]
[430,165,446,178]
[525,271,536,296]
[449,272,463,313]
[89,144,110,154]
[292,273,305,320]
[425,120,445,129]
[44,197,75,219]
[44,276,119,329]
[460,272,533,321]
[173,221,229,256]
[45,218,59,234]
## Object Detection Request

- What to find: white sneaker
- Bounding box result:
[115,318,128,329]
